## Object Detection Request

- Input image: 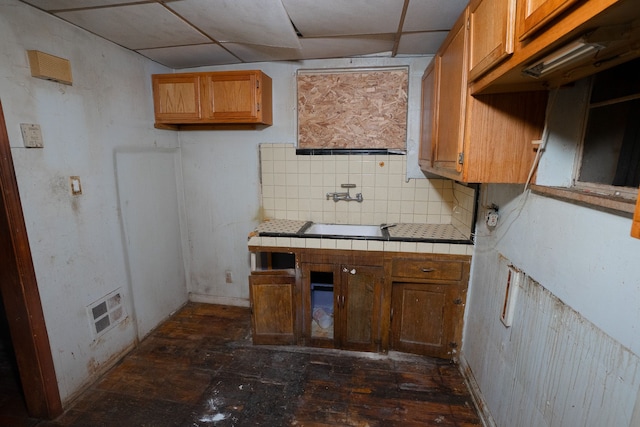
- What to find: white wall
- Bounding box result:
[0,0,185,404]
[463,80,640,426]
[179,57,432,305]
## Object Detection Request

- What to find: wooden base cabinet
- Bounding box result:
[301,251,383,353]
[387,254,470,360]
[248,247,470,359]
[248,250,298,345]
[249,274,297,345]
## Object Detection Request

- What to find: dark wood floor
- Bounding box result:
[4,303,482,426]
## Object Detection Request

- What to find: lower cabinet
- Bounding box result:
[249,274,297,345]
[248,246,470,359]
[302,260,382,352]
[388,254,470,359]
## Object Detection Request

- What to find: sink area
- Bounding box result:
[302,223,384,238]
[252,219,472,243]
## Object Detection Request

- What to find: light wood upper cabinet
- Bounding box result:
[152,70,272,128]
[517,0,581,41]
[432,10,468,175]
[468,0,517,81]
[203,71,272,124]
[472,0,634,94]
[152,74,202,122]
[418,62,435,170]
[419,7,548,183]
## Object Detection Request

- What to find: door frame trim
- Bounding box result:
[0,100,62,418]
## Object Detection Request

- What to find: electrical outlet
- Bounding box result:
[486,210,499,227]
[225,270,233,284]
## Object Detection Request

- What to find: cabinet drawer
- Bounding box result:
[391,259,463,281]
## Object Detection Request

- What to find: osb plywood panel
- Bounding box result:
[297,68,408,150]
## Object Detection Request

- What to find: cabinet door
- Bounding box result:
[517,0,580,41]
[302,263,338,348]
[468,0,516,81]
[339,265,383,352]
[418,62,436,171]
[205,72,259,122]
[152,74,202,122]
[249,274,297,345]
[632,187,640,239]
[433,13,467,176]
[391,282,461,359]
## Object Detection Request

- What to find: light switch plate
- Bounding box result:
[70,176,82,195]
[20,123,44,148]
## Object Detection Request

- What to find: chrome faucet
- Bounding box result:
[326,184,363,203]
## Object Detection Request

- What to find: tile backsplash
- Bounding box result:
[259,143,475,236]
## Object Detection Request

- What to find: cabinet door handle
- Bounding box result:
[421,268,435,273]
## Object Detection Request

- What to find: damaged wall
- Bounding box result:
[463,79,640,426]
[0,0,185,404]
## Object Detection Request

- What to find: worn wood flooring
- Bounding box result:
[5,302,482,426]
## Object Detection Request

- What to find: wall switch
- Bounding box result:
[70,176,82,195]
[225,270,233,283]
[20,123,44,148]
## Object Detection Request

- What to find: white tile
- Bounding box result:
[351,240,368,250]
[400,241,417,252]
[433,243,450,254]
[305,238,322,249]
[367,240,384,251]
[416,242,435,253]
[336,240,352,250]
[276,237,291,246]
[449,245,470,255]
[261,237,277,246]
[384,241,400,252]
[291,238,307,248]
[321,239,337,249]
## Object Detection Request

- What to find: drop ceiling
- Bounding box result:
[20,0,467,69]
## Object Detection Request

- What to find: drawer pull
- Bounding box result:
[421,268,436,273]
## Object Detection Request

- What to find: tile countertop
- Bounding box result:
[248,219,474,256]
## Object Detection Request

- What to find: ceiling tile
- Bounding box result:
[297,36,395,60]
[397,32,449,55]
[137,44,242,69]
[282,0,405,37]
[168,0,301,49]
[57,3,209,50]
[223,43,303,63]
[402,0,467,32]
[20,0,142,10]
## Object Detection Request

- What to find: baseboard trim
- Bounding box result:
[188,293,250,307]
[458,354,497,427]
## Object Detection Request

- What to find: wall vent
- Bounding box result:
[87,289,125,337]
[27,50,73,85]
